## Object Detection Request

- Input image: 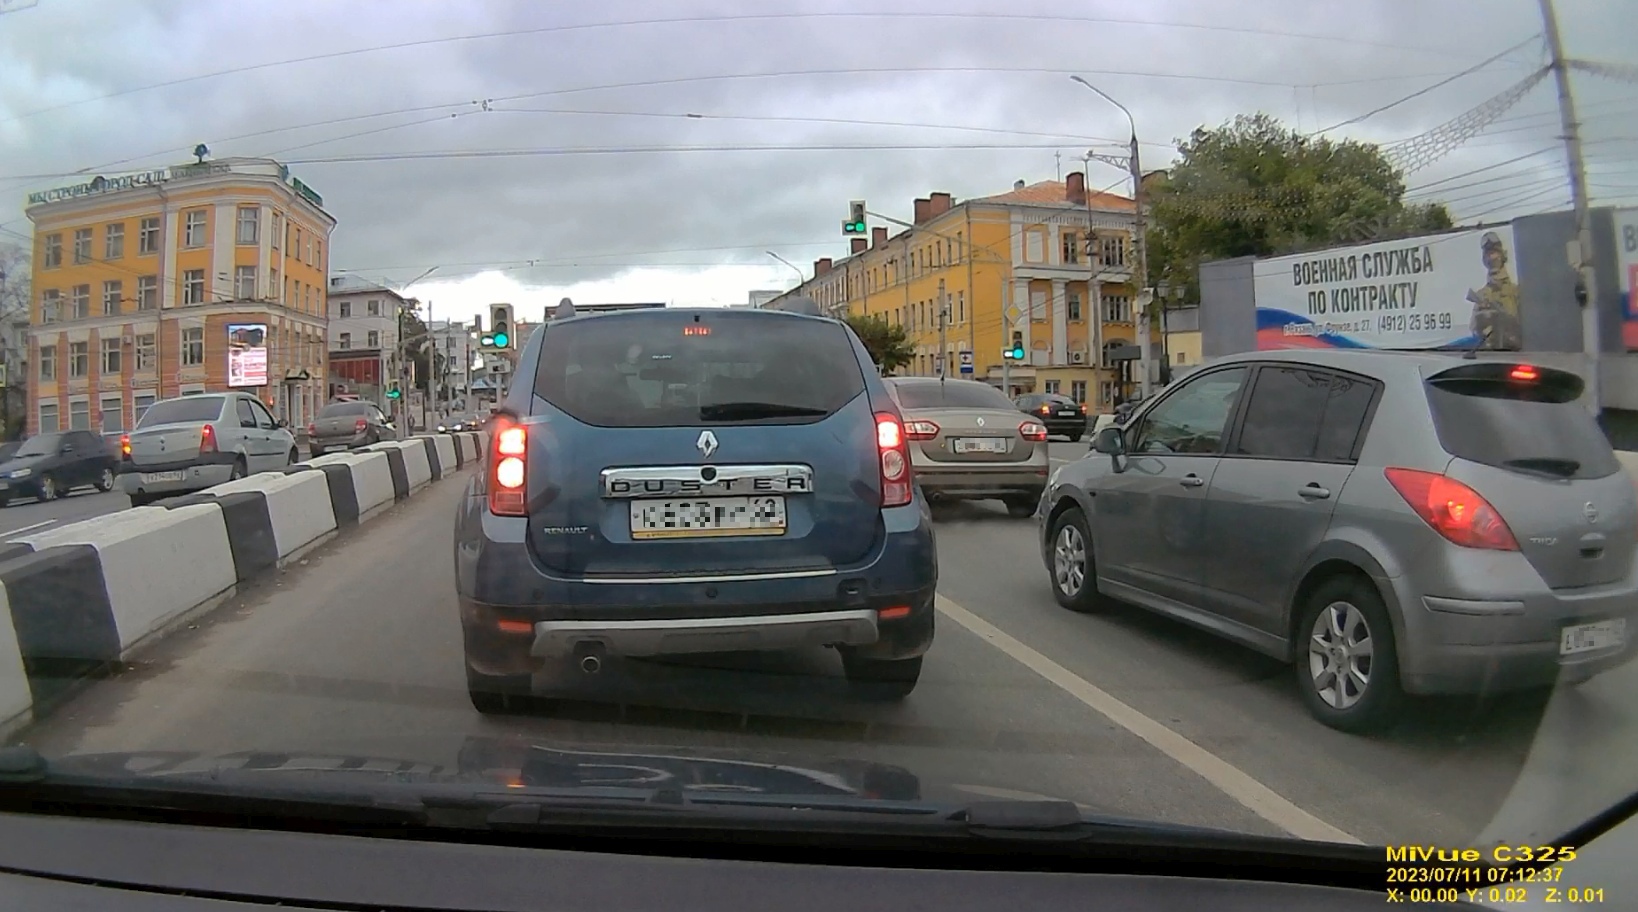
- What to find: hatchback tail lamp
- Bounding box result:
[875,412,914,508]
[903,419,940,440]
[1509,364,1539,382]
[1384,467,1519,551]
[199,423,218,454]
[1039,404,1051,415]
[354,417,369,432]
[306,423,318,439]
[1078,403,1088,414]
[119,434,131,460]
[489,419,528,516]
[1019,421,1049,442]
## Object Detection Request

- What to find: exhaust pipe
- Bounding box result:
[574,642,606,675]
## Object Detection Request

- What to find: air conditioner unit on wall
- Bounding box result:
[1070,351,1085,364]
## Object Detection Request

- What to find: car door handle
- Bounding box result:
[1299,484,1331,500]
[1179,474,1205,488]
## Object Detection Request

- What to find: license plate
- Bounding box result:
[952,437,1009,454]
[1056,410,1078,417]
[1560,619,1626,656]
[631,496,787,540]
[140,470,187,484]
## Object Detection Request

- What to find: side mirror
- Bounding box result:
[1092,426,1125,456]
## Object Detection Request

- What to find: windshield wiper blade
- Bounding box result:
[1503,457,1581,477]
[699,401,830,420]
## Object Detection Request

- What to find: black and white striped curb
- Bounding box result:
[0,431,486,736]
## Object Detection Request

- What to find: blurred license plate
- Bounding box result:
[1056,410,1079,417]
[952,437,1009,454]
[140,471,187,484]
[1560,619,1625,656]
[631,496,786,540]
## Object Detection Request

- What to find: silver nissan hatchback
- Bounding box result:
[1038,350,1636,734]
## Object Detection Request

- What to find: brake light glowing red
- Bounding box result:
[306,423,317,439]
[354,417,368,432]
[489,420,528,516]
[1384,467,1519,551]
[1509,364,1539,381]
[1019,421,1048,442]
[903,419,940,440]
[683,325,711,336]
[875,412,913,508]
[119,434,130,460]
[1078,403,1087,414]
[199,423,217,454]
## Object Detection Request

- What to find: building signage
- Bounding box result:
[26,162,232,205]
[1613,208,1638,352]
[227,323,269,388]
[1250,226,1524,351]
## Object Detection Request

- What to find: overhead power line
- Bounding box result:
[1385,67,1552,175]
[1309,34,1541,136]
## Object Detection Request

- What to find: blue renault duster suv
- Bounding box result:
[453,297,938,713]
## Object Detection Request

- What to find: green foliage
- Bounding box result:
[1148,113,1453,303]
[843,313,914,373]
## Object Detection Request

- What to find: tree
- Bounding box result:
[843,313,914,373]
[1147,113,1453,304]
[0,243,29,439]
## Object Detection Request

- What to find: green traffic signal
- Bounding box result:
[492,332,509,347]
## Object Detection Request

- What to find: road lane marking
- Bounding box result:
[934,593,1362,845]
[5,519,57,536]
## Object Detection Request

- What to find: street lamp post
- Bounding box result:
[765,251,804,289]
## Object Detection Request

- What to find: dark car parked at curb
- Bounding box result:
[0,430,118,506]
[454,297,939,714]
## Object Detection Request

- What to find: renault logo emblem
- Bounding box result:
[1584,501,1599,524]
[696,430,718,459]
[975,417,986,427]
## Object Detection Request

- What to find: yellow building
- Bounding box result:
[23,157,333,437]
[771,173,1140,411]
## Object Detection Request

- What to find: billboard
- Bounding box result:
[1613,208,1638,351]
[1252,227,1523,351]
[226,322,268,387]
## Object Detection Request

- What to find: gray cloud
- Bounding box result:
[0,0,1632,295]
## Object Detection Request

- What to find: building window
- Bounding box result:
[235,265,257,301]
[180,327,204,366]
[1067,290,1082,322]
[339,300,352,318]
[184,209,208,248]
[37,345,55,381]
[69,399,90,430]
[366,299,379,316]
[270,212,282,249]
[1061,231,1079,265]
[367,330,379,348]
[314,240,322,270]
[71,284,90,319]
[135,334,155,371]
[38,403,59,433]
[339,332,351,350]
[42,233,62,268]
[101,395,124,433]
[105,222,125,260]
[1099,235,1126,268]
[1102,294,1131,323]
[73,228,92,264]
[137,275,158,310]
[236,206,259,244]
[69,341,89,378]
[39,289,60,323]
[182,269,206,305]
[270,267,280,303]
[103,280,122,315]
[101,337,122,374]
[1044,380,1060,395]
[1099,381,1116,405]
[134,392,156,425]
[1071,380,1087,403]
[1101,339,1124,369]
[139,217,160,255]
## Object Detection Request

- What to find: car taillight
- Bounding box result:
[354,418,368,432]
[488,419,528,516]
[1019,421,1048,442]
[119,434,130,460]
[199,423,217,454]
[1039,405,1051,415]
[1384,467,1519,551]
[876,412,913,508]
[904,419,940,440]
[1078,403,1087,414]
[306,423,317,438]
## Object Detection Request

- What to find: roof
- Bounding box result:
[976,180,1134,212]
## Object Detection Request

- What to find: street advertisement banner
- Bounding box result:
[1612,208,1638,351]
[226,322,268,387]
[1252,226,1523,351]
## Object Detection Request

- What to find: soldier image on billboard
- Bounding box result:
[1465,231,1523,351]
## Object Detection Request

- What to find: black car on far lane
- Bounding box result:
[0,429,119,505]
[1013,393,1088,441]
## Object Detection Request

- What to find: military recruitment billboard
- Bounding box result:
[1251,227,1523,351]
[1612,208,1638,352]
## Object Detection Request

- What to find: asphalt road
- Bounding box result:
[10,442,1636,849]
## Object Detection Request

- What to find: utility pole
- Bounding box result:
[1539,0,1602,417]
[1000,282,1012,396]
[937,278,947,380]
[1127,132,1153,400]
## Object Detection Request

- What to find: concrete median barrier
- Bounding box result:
[0,435,481,739]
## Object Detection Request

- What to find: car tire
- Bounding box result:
[228,458,246,481]
[842,654,921,701]
[466,664,533,715]
[1048,506,1107,613]
[286,448,299,467]
[1003,492,1039,518]
[1067,431,1083,443]
[310,446,324,458]
[128,491,154,508]
[96,467,116,492]
[1293,574,1405,735]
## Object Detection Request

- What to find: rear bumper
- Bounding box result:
[456,484,938,674]
[311,432,371,450]
[116,452,238,495]
[914,463,1050,496]
[1041,419,1087,437]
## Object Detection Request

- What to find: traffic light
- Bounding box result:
[1005,331,1025,361]
[482,303,514,350]
[843,200,866,236]
[386,379,402,400]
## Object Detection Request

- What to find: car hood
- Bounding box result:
[0,455,49,471]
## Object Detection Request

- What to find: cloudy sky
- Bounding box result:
[0,0,1633,326]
